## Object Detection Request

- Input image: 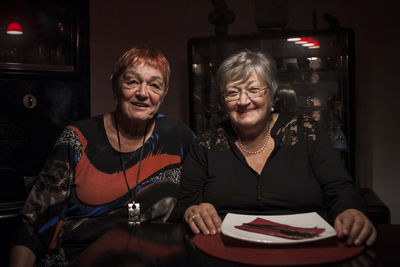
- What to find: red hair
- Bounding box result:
[111,46,170,95]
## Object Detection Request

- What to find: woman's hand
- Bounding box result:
[184,203,222,235]
[9,245,36,267]
[334,209,377,246]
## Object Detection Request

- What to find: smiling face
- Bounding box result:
[224,70,270,131]
[116,63,168,122]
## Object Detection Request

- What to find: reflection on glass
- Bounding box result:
[333,126,348,151]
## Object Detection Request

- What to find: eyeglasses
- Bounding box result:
[223,87,268,102]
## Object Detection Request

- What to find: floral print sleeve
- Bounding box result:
[12,127,81,258]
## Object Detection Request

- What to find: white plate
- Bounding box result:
[221,212,336,244]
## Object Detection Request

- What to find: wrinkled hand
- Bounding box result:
[334,209,377,246]
[184,203,222,235]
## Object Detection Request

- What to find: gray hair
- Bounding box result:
[216,50,278,97]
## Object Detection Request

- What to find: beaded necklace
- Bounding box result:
[238,124,272,155]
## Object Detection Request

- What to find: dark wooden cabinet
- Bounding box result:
[0,0,89,187]
[0,1,89,263]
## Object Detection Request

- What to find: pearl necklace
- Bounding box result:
[238,126,272,155]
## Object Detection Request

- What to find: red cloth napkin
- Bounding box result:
[235,217,325,240]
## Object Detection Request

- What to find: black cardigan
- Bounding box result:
[172,112,366,224]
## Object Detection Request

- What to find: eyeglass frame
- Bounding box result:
[222,86,269,102]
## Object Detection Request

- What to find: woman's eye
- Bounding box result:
[226,90,239,96]
[126,79,139,85]
[249,87,261,93]
[150,83,161,89]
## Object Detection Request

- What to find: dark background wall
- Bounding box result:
[90,0,400,223]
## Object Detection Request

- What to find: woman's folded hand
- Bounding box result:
[184,203,222,235]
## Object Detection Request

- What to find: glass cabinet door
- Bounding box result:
[188,28,354,175]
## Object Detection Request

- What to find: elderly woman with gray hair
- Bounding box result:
[175,50,376,246]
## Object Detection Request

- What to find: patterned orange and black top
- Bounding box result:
[12,114,194,266]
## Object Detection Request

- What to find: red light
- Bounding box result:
[6,22,23,35]
[309,40,320,49]
[302,38,315,47]
[294,37,308,44]
[293,37,321,48]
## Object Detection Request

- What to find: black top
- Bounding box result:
[174,112,366,223]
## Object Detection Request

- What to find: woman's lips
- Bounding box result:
[132,102,149,108]
[237,108,254,114]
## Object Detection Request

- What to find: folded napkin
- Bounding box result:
[235,217,325,240]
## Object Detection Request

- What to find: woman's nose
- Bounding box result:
[237,90,251,105]
[136,84,149,99]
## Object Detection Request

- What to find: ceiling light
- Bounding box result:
[294,37,308,44]
[309,41,320,49]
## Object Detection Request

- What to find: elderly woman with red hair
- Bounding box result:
[10,46,194,266]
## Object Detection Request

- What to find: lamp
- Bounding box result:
[6,22,23,35]
[287,37,301,42]
[309,40,320,49]
[294,37,308,44]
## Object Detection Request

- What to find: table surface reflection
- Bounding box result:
[70,223,399,267]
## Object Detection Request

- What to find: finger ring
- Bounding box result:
[192,214,198,220]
